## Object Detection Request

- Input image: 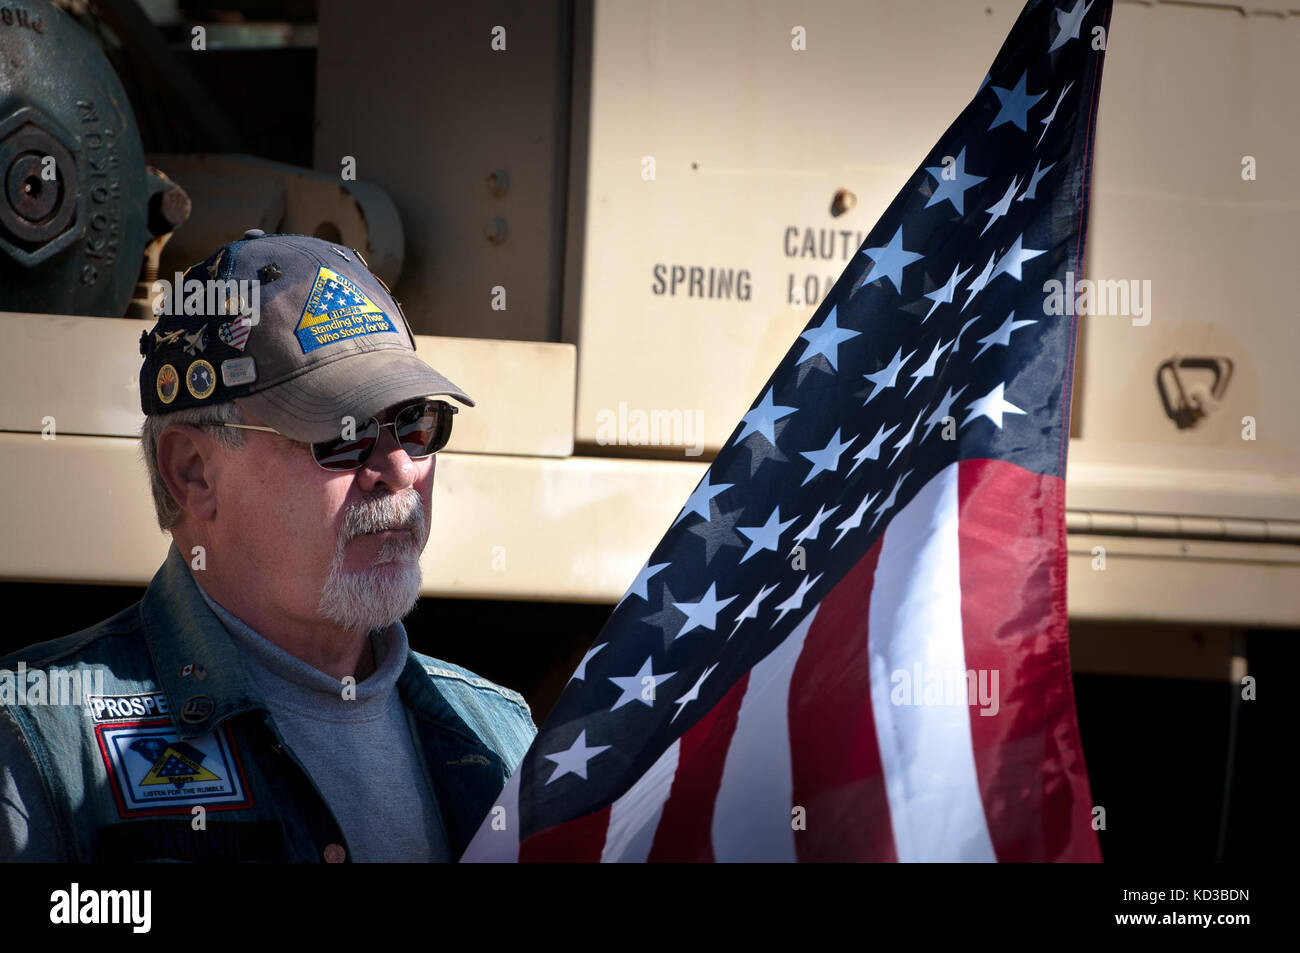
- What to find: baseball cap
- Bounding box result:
[138,229,474,443]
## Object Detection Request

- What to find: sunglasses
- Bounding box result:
[218,399,457,471]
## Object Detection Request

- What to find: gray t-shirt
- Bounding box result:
[197,587,452,862]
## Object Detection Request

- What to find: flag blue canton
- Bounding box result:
[321,279,364,310]
[506,0,1109,847]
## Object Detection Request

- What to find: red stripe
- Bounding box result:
[646,673,750,862]
[788,535,897,861]
[519,804,611,862]
[957,457,1101,862]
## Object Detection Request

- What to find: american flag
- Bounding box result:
[464,0,1110,862]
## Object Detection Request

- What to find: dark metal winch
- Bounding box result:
[0,0,159,317]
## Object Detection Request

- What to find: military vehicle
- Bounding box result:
[1,0,1294,862]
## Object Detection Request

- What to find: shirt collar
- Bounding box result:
[139,543,267,739]
[195,583,408,720]
[139,543,486,748]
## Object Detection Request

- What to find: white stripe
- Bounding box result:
[711,604,819,861]
[459,766,522,862]
[868,461,996,861]
[600,739,680,862]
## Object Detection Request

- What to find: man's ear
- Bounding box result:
[157,424,222,523]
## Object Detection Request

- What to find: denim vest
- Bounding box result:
[0,545,536,862]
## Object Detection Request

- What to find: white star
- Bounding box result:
[962,382,1027,430]
[889,411,925,467]
[734,387,797,447]
[990,234,1046,284]
[1018,159,1056,202]
[847,422,898,476]
[671,473,732,527]
[772,573,823,626]
[615,561,670,608]
[905,337,952,398]
[862,347,915,405]
[672,664,719,722]
[973,311,1038,360]
[951,313,983,355]
[736,506,798,564]
[608,656,676,710]
[799,427,855,485]
[1035,83,1072,148]
[988,71,1045,132]
[923,262,972,321]
[671,582,739,639]
[796,305,861,372]
[962,253,997,311]
[1049,0,1094,53]
[569,642,606,681]
[730,583,779,638]
[543,729,611,784]
[831,491,877,548]
[857,227,924,295]
[921,385,969,442]
[923,146,987,216]
[870,470,913,531]
[981,176,1021,236]
[791,504,841,550]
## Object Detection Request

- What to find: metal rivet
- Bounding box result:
[323,843,346,863]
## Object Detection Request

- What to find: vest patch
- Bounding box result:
[88,692,170,723]
[95,718,253,818]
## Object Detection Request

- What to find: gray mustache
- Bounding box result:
[346,492,423,539]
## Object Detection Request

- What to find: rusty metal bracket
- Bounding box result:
[1156,355,1234,429]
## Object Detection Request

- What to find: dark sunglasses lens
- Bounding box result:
[395,402,451,457]
[312,418,380,470]
[311,402,452,470]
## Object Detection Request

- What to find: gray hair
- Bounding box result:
[140,402,247,533]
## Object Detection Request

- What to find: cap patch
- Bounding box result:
[156,364,179,404]
[221,356,257,387]
[185,360,217,399]
[294,266,397,354]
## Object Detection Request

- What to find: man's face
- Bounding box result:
[209,399,437,635]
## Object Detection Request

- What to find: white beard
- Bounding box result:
[317,490,427,634]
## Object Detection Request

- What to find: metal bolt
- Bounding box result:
[831,189,857,217]
[5,155,58,221]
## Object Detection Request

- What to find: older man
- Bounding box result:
[0,231,536,862]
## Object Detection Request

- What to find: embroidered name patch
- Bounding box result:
[95,718,252,818]
[88,692,170,723]
[293,266,396,353]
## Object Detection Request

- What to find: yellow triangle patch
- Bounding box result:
[140,746,222,787]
